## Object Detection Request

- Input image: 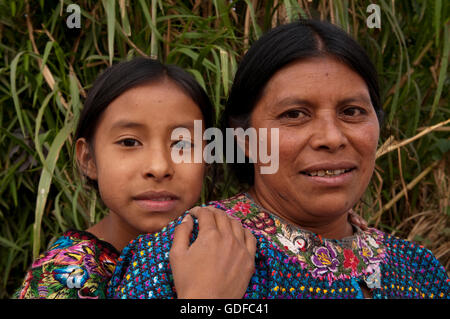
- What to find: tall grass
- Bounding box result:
[0,0,448,298]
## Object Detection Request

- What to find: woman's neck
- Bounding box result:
[248,188,354,240]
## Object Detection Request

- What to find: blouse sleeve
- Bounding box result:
[14,231,118,299]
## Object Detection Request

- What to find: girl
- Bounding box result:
[15,57,256,299]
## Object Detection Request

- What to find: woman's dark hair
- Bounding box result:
[75,57,214,189]
[223,19,384,185]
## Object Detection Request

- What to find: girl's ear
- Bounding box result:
[75,138,98,180]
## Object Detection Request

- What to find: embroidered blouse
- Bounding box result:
[107,193,449,299]
[15,230,119,299]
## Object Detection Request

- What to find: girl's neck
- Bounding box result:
[86,213,140,252]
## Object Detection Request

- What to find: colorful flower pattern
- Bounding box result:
[15,230,119,299]
[311,242,340,277]
[214,193,386,287]
[107,193,450,299]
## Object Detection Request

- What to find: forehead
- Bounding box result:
[97,81,204,130]
[259,56,370,105]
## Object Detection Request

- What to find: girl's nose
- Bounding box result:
[309,114,347,152]
[142,147,174,181]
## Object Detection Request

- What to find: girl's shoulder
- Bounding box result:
[15,230,120,299]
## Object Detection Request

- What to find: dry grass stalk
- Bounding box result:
[25,1,69,111]
[397,148,410,209]
[376,118,450,158]
[371,160,441,226]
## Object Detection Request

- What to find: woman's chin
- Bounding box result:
[303,197,355,218]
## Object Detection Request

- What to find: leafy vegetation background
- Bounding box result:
[0,0,448,298]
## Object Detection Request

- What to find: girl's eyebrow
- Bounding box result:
[110,120,198,131]
[110,120,146,130]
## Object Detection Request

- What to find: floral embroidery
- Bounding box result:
[215,193,386,287]
[343,249,359,273]
[311,242,340,277]
[108,193,450,299]
[232,202,252,216]
[15,230,119,299]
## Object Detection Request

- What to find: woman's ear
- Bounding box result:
[75,138,98,180]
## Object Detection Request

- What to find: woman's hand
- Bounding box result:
[169,206,256,299]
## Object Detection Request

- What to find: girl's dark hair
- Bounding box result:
[75,57,214,189]
[223,19,384,185]
[75,57,214,142]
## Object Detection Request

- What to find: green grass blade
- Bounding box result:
[10,51,26,137]
[102,0,116,65]
[430,24,449,118]
[33,121,74,259]
[0,236,25,253]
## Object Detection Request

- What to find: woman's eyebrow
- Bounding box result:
[338,94,372,106]
[273,97,312,108]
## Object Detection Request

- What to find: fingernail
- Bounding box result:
[181,214,190,223]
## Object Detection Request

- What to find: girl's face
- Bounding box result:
[78,80,205,236]
[249,57,380,231]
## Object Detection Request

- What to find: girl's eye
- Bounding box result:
[342,107,367,117]
[279,109,308,120]
[172,140,193,150]
[118,138,141,147]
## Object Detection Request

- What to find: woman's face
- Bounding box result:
[77,80,205,237]
[249,57,379,229]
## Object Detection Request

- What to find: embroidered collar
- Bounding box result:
[216,193,386,287]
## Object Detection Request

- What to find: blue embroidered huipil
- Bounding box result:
[107,193,449,299]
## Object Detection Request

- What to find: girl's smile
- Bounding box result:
[133,190,180,212]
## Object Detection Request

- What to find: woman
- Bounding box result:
[107,20,449,299]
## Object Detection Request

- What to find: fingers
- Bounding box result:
[213,208,245,244]
[244,228,257,259]
[171,214,193,255]
[189,206,217,233]
[229,217,246,245]
[189,206,250,246]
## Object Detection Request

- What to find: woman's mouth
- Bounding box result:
[301,168,354,177]
[299,163,357,186]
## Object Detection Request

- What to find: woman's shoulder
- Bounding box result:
[375,229,444,267]
[371,228,450,296]
[208,192,258,218]
[15,229,120,299]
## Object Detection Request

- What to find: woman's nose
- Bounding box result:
[309,114,347,152]
[142,146,174,181]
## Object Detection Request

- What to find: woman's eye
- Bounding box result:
[172,140,193,150]
[280,109,307,119]
[342,107,367,117]
[118,138,141,147]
